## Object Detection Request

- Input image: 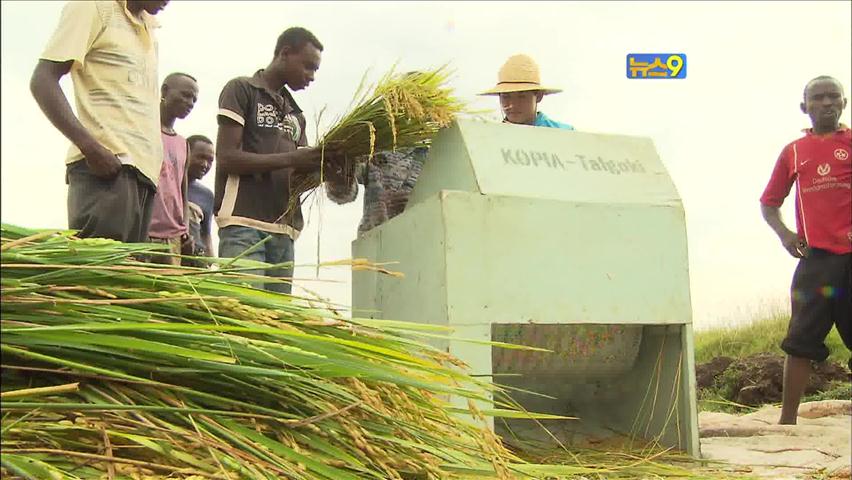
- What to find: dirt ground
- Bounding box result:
[696,353,849,406]
[699,400,851,479]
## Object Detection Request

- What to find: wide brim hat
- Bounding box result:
[479,54,562,96]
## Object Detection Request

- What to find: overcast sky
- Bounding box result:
[2,1,850,329]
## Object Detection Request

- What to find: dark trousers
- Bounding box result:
[66,161,155,243]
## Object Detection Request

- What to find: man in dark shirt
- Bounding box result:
[215,27,347,294]
[185,134,215,263]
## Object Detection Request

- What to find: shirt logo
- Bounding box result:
[817,163,831,176]
[255,103,301,142]
[835,148,849,161]
[256,103,281,128]
[280,113,302,143]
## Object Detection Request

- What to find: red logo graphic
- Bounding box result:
[835,149,849,161]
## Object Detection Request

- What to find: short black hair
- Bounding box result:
[274,27,323,57]
[163,72,197,86]
[187,134,213,150]
[803,75,843,99]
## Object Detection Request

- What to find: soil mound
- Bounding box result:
[696,353,849,406]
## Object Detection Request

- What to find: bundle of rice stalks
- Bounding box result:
[0,224,742,480]
[289,66,465,208]
[320,66,463,157]
[0,224,524,479]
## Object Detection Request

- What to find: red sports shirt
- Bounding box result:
[760,126,852,254]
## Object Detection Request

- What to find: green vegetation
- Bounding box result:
[1,224,744,479]
[695,312,847,365]
[0,224,529,479]
[695,313,849,413]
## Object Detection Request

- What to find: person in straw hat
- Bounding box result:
[479,54,574,130]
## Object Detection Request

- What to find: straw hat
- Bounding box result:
[478,54,562,96]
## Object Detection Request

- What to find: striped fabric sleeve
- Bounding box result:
[218,109,244,126]
[217,79,249,126]
[40,1,103,67]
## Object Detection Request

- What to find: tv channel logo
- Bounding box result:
[627,53,687,79]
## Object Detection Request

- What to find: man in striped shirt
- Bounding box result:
[760,75,851,425]
[31,0,169,242]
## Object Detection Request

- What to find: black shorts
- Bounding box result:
[781,249,852,363]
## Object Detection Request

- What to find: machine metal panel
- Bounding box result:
[352,120,700,455]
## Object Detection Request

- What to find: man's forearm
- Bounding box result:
[217,149,314,175]
[30,61,99,152]
[761,204,794,238]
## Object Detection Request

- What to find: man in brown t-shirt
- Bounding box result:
[215,26,348,294]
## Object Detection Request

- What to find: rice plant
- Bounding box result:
[288,65,466,212]
[0,224,524,479]
[1,224,743,479]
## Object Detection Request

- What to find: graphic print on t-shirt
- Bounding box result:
[255,102,301,143]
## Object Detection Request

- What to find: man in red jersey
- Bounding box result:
[760,75,851,425]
